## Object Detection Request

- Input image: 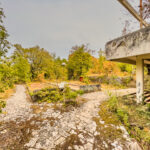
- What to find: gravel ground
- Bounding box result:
[0,85,141,150]
[0,85,32,122]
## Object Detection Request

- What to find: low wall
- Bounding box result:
[88,76,134,87]
[80,84,101,93]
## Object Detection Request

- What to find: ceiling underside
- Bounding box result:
[111,56,150,65]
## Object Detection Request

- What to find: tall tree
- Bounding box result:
[67,44,92,79]
[13,56,31,83]
[0,7,10,57]
[13,44,55,79]
[99,49,105,71]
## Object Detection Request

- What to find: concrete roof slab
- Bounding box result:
[105,26,150,63]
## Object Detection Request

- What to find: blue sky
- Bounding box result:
[2,0,139,58]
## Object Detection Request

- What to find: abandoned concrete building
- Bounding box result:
[105,26,150,103]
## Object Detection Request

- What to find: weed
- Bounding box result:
[147,103,150,112]
[0,100,6,113]
[107,93,118,112]
[117,108,129,127]
[30,86,81,107]
[76,90,84,95]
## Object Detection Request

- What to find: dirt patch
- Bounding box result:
[27,82,54,92]
[31,104,50,114]
[0,117,40,150]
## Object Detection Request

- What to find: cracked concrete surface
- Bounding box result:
[0,85,138,150]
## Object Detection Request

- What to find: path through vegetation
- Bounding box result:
[0,85,140,150]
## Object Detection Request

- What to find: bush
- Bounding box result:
[76,90,84,95]
[117,108,129,127]
[31,86,80,105]
[31,87,63,103]
[0,100,6,113]
[122,76,132,86]
[107,93,118,112]
[147,103,150,112]
[63,86,78,100]
[82,75,90,85]
[134,127,150,144]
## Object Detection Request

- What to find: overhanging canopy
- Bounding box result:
[105,26,150,65]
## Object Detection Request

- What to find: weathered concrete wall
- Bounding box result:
[80,84,101,93]
[105,26,150,60]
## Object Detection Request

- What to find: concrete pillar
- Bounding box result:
[136,56,144,103]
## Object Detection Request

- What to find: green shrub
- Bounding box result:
[122,76,132,86]
[31,86,79,105]
[107,93,118,112]
[63,86,78,100]
[117,108,129,127]
[83,75,90,85]
[0,100,6,113]
[76,90,84,95]
[31,87,63,103]
[134,127,150,144]
[147,103,150,112]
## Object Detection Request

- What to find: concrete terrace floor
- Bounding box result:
[0,85,139,150]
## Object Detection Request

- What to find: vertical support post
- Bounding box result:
[140,0,143,29]
[136,56,144,103]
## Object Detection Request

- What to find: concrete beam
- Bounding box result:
[105,26,150,61]
[111,58,136,65]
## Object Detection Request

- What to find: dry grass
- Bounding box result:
[101,84,123,90]
[27,80,86,93]
[31,104,50,114]
[69,80,86,85]
[27,82,54,92]
[0,86,16,101]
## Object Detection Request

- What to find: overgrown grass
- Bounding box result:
[105,94,150,150]
[92,99,128,149]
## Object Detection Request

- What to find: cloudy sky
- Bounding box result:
[2,0,139,58]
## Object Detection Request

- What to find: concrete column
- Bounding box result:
[136,56,144,103]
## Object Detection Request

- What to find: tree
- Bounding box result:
[88,57,100,74]
[143,0,150,21]
[99,49,106,72]
[122,20,131,35]
[13,44,55,80]
[0,7,10,57]
[67,44,92,79]
[13,56,31,83]
[52,57,67,80]
[118,63,135,74]
[0,58,14,91]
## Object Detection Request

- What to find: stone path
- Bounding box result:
[0,85,138,150]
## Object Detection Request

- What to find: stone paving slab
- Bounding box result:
[0,85,141,150]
